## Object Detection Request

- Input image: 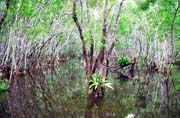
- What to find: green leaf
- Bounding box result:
[117,56,129,65]
[57,34,65,42]
[104,83,114,90]
[115,41,122,48]
[175,84,180,90]
[0,80,8,90]
[99,43,105,49]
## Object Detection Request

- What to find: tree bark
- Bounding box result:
[107,0,124,58]
[73,0,90,77]
[85,0,94,74]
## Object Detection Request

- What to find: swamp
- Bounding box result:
[0,0,180,118]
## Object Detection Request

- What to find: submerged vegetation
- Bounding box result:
[0,0,180,118]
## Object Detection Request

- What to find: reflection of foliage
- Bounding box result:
[118,79,128,86]
[0,92,6,100]
[0,79,8,91]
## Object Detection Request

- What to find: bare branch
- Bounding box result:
[85,0,94,73]
[80,0,83,23]
[73,0,89,76]
[102,0,108,38]
[91,0,109,74]
[99,0,109,64]
[107,0,124,58]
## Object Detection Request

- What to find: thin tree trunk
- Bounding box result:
[170,1,180,61]
[107,0,124,58]
[73,0,90,77]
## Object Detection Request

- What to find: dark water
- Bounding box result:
[0,62,180,118]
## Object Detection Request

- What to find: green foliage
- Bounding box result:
[0,92,6,100]
[174,41,180,59]
[174,10,180,38]
[57,34,65,42]
[0,79,8,91]
[124,41,134,48]
[172,71,180,81]
[115,40,134,49]
[0,1,6,10]
[0,38,4,42]
[89,0,97,8]
[171,66,180,92]
[117,56,129,65]
[145,0,180,41]
[117,15,131,36]
[20,1,35,17]
[176,84,180,90]
[137,0,156,10]
[115,41,122,48]
[99,43,105,49]
[89,74,113,90]
[26,25,46,39]
[89,75,99,90]
[84,29,91,43]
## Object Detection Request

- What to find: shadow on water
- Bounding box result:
[0,62,180,118]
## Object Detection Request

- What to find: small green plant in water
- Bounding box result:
[89,74,114,90]
[117,56,129,65]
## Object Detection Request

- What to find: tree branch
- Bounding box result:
[107,0,124,58]
[73,0,89,76]
[91,0,109,74]
[85,0,94,73]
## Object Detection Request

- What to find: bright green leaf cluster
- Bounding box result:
[57,34,65,42]
[0,79,8,91]
[117,56,129,65]
[176,84,180,90]
[89,74,113,90]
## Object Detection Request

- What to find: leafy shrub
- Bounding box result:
[117,56,129,65]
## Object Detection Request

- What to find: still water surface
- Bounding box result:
[0,63,179,118]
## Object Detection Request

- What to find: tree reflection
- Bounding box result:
[0,65,178,118]
[85,95,104,118]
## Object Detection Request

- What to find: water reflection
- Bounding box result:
[0,64,179,118]
[85,96,104,118]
